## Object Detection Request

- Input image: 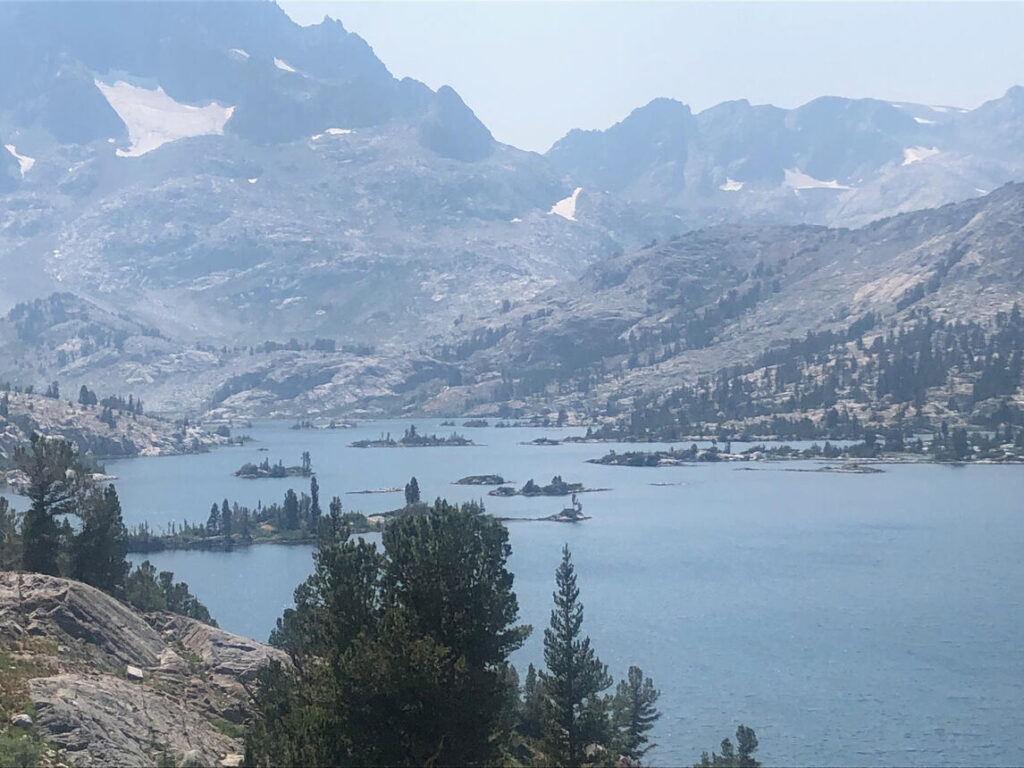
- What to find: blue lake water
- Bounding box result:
[88,420,1024,766]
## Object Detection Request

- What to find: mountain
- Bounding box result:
[420,183,1024,425]
[0,0,626,348]
[0,1,1021,423]
[547,90,1024,229]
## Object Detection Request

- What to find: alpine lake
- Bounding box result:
[90,420,1024,766]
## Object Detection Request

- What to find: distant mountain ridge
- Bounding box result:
[547,88,1024,229]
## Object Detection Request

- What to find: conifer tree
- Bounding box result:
[309,475,321,529]
[612,665,661,760]
[206,502,221,535]
[283,489,300,530]
[404,476,421,505]
[72,485,129,595]
[540,544,613,767]
[16,434,81,575]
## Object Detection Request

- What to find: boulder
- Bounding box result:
[10,712,32,727]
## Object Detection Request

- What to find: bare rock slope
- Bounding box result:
[0,572,287,767]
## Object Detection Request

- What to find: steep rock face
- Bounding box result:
[0,572,285,767]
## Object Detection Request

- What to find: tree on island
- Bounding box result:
[283,489,300,530]
[206,503,221,536]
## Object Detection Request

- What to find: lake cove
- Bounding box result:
[107,420,1024,768]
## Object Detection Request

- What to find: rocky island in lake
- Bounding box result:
[488,475,607,497]
[350,424,475,448]
[234,452,313,479]
[455,474,508,485]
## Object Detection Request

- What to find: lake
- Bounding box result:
[94,420,1024,766]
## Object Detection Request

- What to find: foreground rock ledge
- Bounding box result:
[0,571,287,767]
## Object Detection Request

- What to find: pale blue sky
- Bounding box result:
[280,1,1024,152]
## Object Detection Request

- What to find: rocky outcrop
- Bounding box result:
[30,674,236,767]
[0,387,230,469]
[0,572,283,767]
[0,572,164,670]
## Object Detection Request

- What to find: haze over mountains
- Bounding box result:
[1,0,1022,422]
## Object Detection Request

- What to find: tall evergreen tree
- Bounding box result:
[612,665,661,760]
[283,489,300,530]
[206,502,221,535]
[404,475,421,506]
[16,435,81,575]
[309,475,322,529]
[540,544,613,767]
[72,485,129,595]
[221,498,233,538]
[249,499,529,767]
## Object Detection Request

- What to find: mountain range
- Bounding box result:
[0,0,1021,425]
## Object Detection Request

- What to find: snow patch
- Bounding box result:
[510,217,523,223]
[95,80,234,157]
[783,169,850,190]
[4,144,35,176]
[902,146,940,166]
[914,117,936,125]
[312,128,355,140]
[549,187,582,221]
[274,58,297,73]
[929,105,951,113]
[247,178,258,184]
[719,177,743,192]
[229,48,250,60]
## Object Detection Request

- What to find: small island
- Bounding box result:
[455,474,508,485]
[462,419,489,428]
[235,452,313,479]
[350,424,475,448]
[488,475,607,497]
[496,495,591,524]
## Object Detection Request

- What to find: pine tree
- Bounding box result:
[72,485,129,595]
[0,392,8,418]
[404,476,421,506]
[309,475,322,530]
[283,489,300,530]
[206,502,221,535]
[612,665,661,760]
[16,435,81,575]
[540,545,613,767]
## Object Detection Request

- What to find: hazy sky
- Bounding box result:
[279,1,1024,153]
